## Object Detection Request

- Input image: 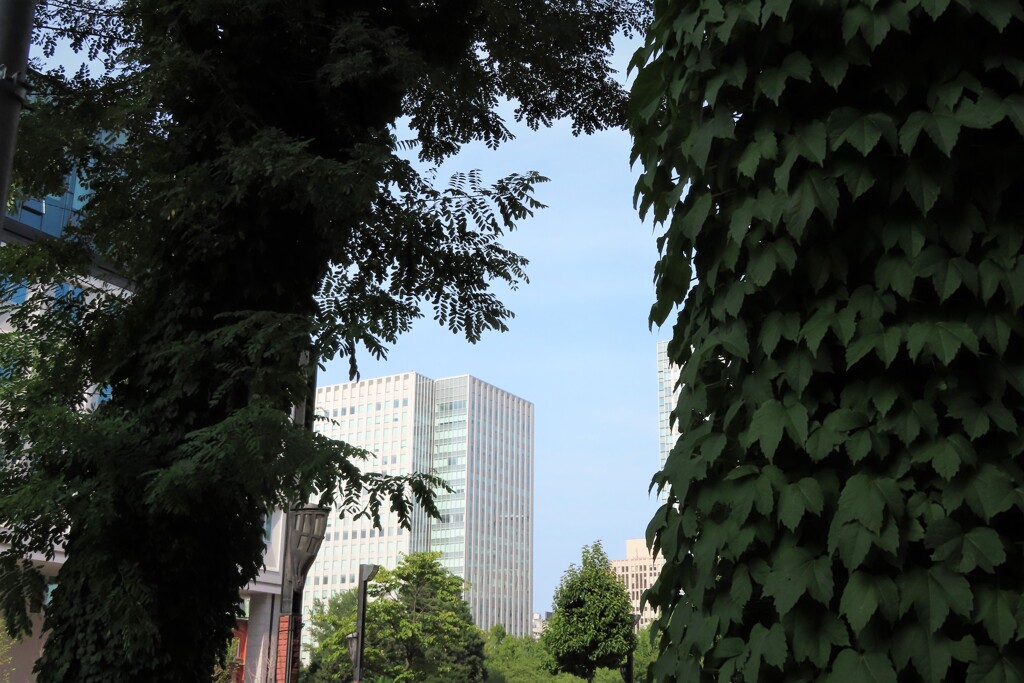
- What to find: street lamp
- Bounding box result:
[280,503,330,683]
[349,563,379,683]
[0,0,37,213]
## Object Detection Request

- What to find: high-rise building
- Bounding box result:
[308,373,534,636]
[656,340,680,499]
[610,538,665,630]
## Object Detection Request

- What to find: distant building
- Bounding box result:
[308,373,534,637]
[531,611,552,638]
[656,341,681,501]
[610,538,665,630]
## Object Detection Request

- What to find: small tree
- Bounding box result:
[542,543,635,682]
[300,590,358,683]
[366,553,486,683]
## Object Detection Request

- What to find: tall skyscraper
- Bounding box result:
[307,373,534,636]
[656,340,681,499]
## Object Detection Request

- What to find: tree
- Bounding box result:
[542,542,636,682]
[364,552,486,683]
[304,553,486,683]
[631,1,1024,682]
[299,590,358,683]
[0,1,649,681]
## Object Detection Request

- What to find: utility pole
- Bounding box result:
[0,0,36,211]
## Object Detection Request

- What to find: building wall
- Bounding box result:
[610,538,665,630]
[656,341,681,502]
[307,373,534,637]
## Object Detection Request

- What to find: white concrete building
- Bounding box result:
[309,373,534,636]
[610,538,665,630]
[656,340,681,501]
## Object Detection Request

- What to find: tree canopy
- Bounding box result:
[542,542,636,682]
[632,0,1024,681]
[0,1,649,681]
[302,553,485,683]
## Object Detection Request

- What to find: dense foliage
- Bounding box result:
[0,1,649,681]
[542,542,636,682]
[303,553,485,683]
[631,0,1024,681]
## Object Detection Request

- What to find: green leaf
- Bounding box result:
[738,129,779,179]
[974,0,1021,31]
[965,464,1016,521]
[902,162,942,214]
[778,477,825,530]
[817,54,850,90]
[756,52,813,103]
[828,649,897,683]
[912,439,962,480]
[784,171,839,240]
[747,399,785,460]
[966,649,1024,683]
[959,528,1006,574]
[840,571,880,632]
[920,0,951,20]
[743,622,788,680]
[899,567,973,632]
[974,588,1018,647]
[789,610,849,668]
[828,108,895,154]
[875,255,915,298]
[763,544,834,616]
[829,522,875,570]
[835,473,902,533]
[892,624,953,683]
[681,191,713,239]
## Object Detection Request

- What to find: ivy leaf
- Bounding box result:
[959,528,1007,574]
[827,649,897,683]
[828,108,895,154]
[891,624,953,683]
[756,52,813,103]
[789,609,849,668]
[974,587,1018,647]
[834,473,902,533]
[899,567,973,632]
[747,399,785,460]
[784,171,839,241]
[840,571,897,633]
[920,0,951,20]
[743,622,788,680]
[763,544,834,616]
[779,477,825,530]
[738,129,779,179]
[965,647,1024,683]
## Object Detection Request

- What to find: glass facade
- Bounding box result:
[305,372,534,638]
[5,172,88,238]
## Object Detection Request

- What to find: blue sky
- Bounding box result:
[318,39,672,613]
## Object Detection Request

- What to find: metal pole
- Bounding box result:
[354,574,367,683]
[0,0,36,212]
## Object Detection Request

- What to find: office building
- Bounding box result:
[610,538,665,630]
[308,373,534,636]
[656,340,681,500]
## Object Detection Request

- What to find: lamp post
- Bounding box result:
[280,503,330,683]
[349,563,379,683]
[0,0,36,212]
